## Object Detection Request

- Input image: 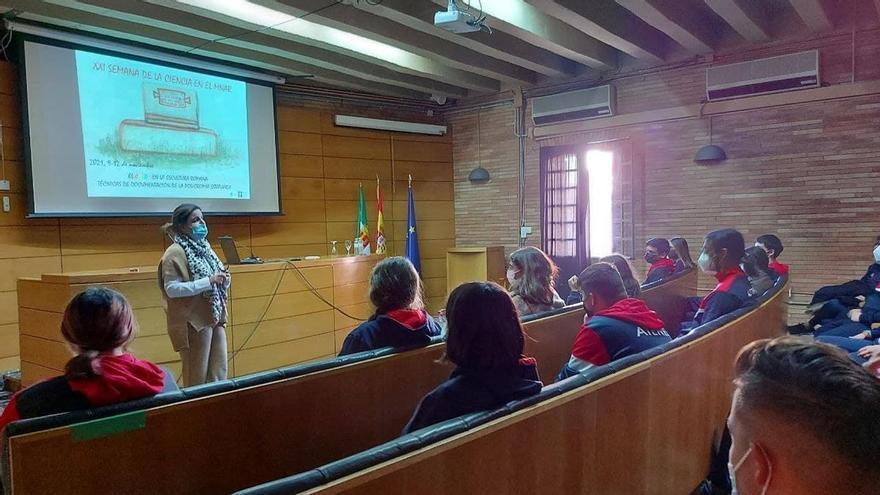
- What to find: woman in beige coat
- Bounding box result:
[158,203,230,386]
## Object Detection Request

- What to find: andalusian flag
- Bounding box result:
[356,183,370,255]
[375,178,386,254]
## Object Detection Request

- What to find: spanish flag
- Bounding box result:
[376,177,386,254]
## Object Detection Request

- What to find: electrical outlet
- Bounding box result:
[520,226,532,239]
[0,179,9,191]
[2,196,9,212]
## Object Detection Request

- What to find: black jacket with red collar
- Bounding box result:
[682,267,751,332]
[339,309,442,356]
[645,258,676,284]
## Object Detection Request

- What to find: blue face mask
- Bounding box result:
[191,223,208,241]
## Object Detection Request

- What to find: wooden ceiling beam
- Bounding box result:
[616,0,716,53]
[704,0,771,42]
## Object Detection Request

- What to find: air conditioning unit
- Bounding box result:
[531,85,615,126]
[706,50,819,101]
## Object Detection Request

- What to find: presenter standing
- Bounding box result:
[158,203,230,386]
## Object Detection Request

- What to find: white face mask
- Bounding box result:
[873,245,880,264]
[728,444,771,495]
[698,252,717,275]
[506,268,518,285]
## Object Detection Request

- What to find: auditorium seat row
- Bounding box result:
[233,274,788,495]
[0,270,697,494]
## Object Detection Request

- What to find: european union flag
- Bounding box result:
[405,179,421,274]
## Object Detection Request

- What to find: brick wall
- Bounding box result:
[449,26,880,301]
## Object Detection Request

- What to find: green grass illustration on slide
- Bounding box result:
[96,133,242,169]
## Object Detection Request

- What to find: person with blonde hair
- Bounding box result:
[506,246,565,316]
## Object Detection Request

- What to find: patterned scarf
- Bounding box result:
[173,233,228,324]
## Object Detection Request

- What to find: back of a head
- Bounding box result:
[598,254,640,296]
[509,246,558,306]
[733,337,880,490]
[445,282,524,370]
[756,234,784,257]
[62,287,136,379]
[741,246,771,279]
[577,262,627,304]
[646,237,671,256]
[670,237,695,266]
[705,228,745,269]
[369,256,422,314]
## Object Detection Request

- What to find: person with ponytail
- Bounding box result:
[0,288,173,433]
[338,257,442,356]
[159,203,230,386]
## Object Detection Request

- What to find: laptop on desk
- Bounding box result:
[218,236,262,264]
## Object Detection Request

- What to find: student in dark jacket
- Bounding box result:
[339,257,441,356]
[809,288,880,338]
[741,246,779,298]
[644,237,676,284]
[402,282,542,433]
[0,288,174,433]
[755,233,789,277]
[681,229,751,333]
[670,237,696,273]
[558,263,671,380]
[807,235,880,309]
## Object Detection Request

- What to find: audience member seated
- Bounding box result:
[644,237,676,284]
[339,257,441,356]
[0,288,175,433]
[816,333,880,362]
[670,236,696,273]
[565,254,640,305]
[727,337,880,495]
[741,246,779,298]
[557,263,670,380]
[795,279,880,338]
[681,229,750,333]
[862,345,880,377]
[506,246,565,317]
[805,235,880,312]
[402,282,542,434]
[754,234,789,277]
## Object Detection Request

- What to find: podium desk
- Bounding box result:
[16,255,383,386]
[446,246,506,294]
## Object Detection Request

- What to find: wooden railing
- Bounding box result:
[2,272,695,495]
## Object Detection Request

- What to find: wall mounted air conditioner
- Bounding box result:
[531,85,615,126]
[706,50,819,101]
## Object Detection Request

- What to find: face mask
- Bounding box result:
[191,223,208,241]
[728,444,771,495]
[645,252,658,265]
[506,268,518,285]
[874,245,880,264]
[698,252,716,275]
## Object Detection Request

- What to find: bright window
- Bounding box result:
[586,150,614,258]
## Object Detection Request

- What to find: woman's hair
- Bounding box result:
[369,257,423,314]
[445,282,525,370]
[741,246,772,279]
[670,237,695,268]
[161,203,201,236]
[508,246,559,307]
[62,287,137,379]
[598,254,641,297]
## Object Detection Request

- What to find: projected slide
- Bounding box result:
[75,51,251,199]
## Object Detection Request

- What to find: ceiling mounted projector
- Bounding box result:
[434,0,489,34]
